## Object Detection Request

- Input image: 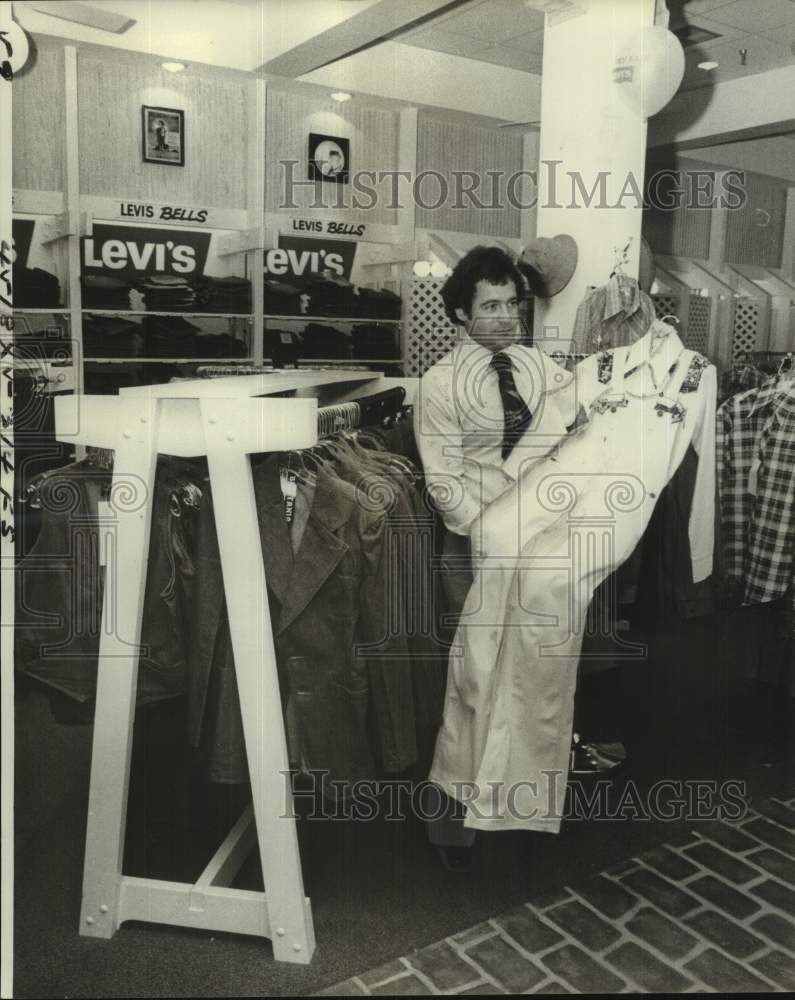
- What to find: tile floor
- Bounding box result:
[320,797,795,995]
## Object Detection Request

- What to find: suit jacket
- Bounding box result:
[192,454,419,788]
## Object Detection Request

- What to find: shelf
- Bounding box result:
[121,368,382,399]
[83,357,251,364]
[263,314,402,324]
[300,358,401,364]
[13,308,70,314]
[82,310,254,319]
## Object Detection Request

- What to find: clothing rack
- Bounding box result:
[316,388,405,437]
[50,368,418,965]
[746,350,794,375]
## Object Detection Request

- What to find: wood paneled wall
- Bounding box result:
[643,154,789,268]
[12,47,65,192]
[642,199,712,259]
[415,113,523,238]
[642,162,712,260]
[265,88,399,225]
[76,57,249,208]
[725,170,787,268]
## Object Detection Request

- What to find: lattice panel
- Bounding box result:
[686,293,710,354]
[405,277,457,377]
[652,294,679,321]
[731,298,761,361]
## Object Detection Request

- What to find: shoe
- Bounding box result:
[436,845,474,873]
[569,732,627,775]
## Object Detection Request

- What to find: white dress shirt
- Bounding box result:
[416,335,578,535]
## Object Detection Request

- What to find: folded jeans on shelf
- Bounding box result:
[352,323,398,360]
[354,286,402,319]
[301,322,351,359]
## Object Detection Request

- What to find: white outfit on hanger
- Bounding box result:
[429,324,717,833]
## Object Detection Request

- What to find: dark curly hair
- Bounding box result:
[440,245,530,326]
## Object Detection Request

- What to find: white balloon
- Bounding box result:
[429,260,448,278]
[413,260,432,277]
[1,17,30,77]
[612,27,685,119]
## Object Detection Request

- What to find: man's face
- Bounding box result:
[457,279,520,352]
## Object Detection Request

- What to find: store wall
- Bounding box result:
[415,114,523,238]
[643,152,711,260]
[643,151,790,268]
[76,56,249,208]
[265,87,399,226]
[724,169,788,269]
[12,46,65,193]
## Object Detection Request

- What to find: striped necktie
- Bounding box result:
[489,351,533,459]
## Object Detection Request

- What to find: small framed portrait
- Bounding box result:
[142,105,185,166]
[308,132,349,184]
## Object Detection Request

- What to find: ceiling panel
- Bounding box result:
[504,27,545,54]
[671,13,749,44]
[700,0,795,31]
[399,26,487,57]
[678,0,740,11]
[396,0,794,82]
[757,21,795,45]
[680,32,794,89]
[439,0,543,42]
[473,45,543,71]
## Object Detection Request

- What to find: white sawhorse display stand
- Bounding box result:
[53,370,388,964]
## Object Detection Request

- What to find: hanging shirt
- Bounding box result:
[567,330,716,584]
[416,335,578,535]
[571,273,656,356]
[717,379,795,604]
[743,385,795,605]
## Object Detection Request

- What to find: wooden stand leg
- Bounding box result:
[79,398,160,938]
[201,400,315,965]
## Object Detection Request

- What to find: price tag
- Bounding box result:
[280,466,298,524]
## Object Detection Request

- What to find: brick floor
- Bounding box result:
[317,801,795,995]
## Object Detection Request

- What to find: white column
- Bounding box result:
[533,0,656,352]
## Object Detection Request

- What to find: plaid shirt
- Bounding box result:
[717,380,795,605]
[744,386,795,604]
[718,360,768,405]
[572,274,656,355]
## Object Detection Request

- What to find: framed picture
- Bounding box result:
[142,105,185,166]
[308,132,349,184]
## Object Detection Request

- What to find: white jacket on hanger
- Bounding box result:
[429,324,717,833]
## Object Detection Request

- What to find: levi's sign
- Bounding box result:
[81,223,212,279]
[268,234,358,280]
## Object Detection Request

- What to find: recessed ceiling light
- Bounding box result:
[161,61,186,73]
[330,91,352,102]
[697,61,719,70]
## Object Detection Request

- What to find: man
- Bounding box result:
[416,246,580,868]
[418,245,578,541]
[154,119,168,152]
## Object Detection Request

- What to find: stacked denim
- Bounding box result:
[13,266,62,308]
